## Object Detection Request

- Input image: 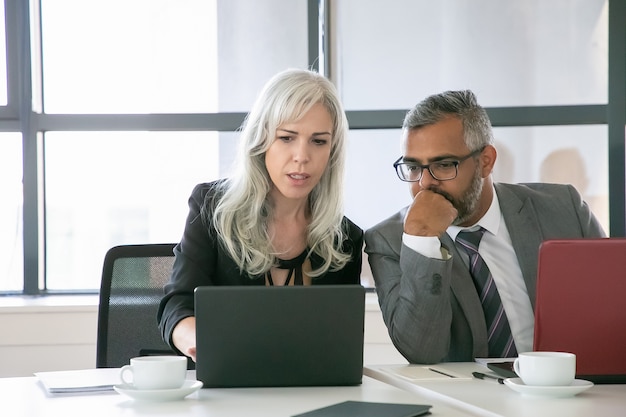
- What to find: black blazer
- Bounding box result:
[157,181,364,350]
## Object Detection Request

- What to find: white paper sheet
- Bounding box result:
[35,368,121,394]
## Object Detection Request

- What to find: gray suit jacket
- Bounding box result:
[364,183,605,364]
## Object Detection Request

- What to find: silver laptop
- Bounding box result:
[194,285,365,388]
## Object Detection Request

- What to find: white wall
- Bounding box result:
[0,297,98,377]
[0,293,405,378]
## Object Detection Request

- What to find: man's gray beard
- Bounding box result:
[428,165,483,226]
[452,166,483,226]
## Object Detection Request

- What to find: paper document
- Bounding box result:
[35,368,121,394]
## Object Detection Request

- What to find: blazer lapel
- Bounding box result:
[495,183,544,309]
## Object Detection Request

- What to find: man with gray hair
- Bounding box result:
[365,90,604,364]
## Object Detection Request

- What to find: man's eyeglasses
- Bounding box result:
[393,147,484,182]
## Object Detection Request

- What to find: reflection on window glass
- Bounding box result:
[44,132,222,290]
[493,125,609,232]
[334,0,608,109]
[0,134,24,291]
[0,1,7,105]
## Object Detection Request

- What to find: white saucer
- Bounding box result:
[114,380,202,402]
[503,378,593,398]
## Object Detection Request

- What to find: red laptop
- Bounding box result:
[533,238,626,384]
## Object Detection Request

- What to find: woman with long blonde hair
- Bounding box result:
[158,69,363,361]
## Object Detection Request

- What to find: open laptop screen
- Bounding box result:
[534,239,626,383]
[194,285,365,387]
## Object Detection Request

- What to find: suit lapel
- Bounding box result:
[495,183,543,308]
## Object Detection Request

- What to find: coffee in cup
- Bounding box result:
[120,355,187,390]
[513,351,576,386]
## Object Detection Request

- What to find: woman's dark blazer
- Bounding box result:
[157,181,364,350]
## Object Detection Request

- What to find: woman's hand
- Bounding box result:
[172,316,197,362]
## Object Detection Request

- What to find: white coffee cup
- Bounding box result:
[513,351,576,386]
[120,356,187,390]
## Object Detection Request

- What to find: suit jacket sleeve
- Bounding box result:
[157,182,226,351]
[364,211,468,364]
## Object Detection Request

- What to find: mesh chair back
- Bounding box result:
[96,243,179,368]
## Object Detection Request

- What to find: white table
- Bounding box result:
[2,372,474,417]
[365,362,626,417]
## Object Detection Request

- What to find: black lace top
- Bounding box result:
[266,249,308,286]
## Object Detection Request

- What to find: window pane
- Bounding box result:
[344,130,410,232]
[41,0,218,114]
[0,134,24,292]
[334,0,608,109]
[44,132,223,290]
[0,1,7,105]
[41,0,309,114]
[492,125,609,233]
[215,0,309,111]
[344,131,410,289]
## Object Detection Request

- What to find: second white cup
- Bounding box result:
[119,355,187,390]
[513,351,576,386]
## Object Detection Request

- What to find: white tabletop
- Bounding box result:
[3,371,474,417]
[365,362,626,417]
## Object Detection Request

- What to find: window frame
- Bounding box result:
[4,0,626,295]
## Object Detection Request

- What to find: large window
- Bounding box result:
[1,0,624,294]
[337,0,610,234]
[36,0,309,292]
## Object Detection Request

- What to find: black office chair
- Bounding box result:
[96,243,191,368]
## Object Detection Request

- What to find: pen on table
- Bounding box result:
[428,368,457,378]
[472,371,505,384]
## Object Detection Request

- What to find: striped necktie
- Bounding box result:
[456,228,517,358]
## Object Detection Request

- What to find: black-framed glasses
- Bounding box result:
[393,147,484,182]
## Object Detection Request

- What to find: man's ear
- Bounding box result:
[480,145,497,178]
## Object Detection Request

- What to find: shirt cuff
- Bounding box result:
[402,233,449,260]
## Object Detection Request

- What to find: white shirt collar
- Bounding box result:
[448,184,501,240]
